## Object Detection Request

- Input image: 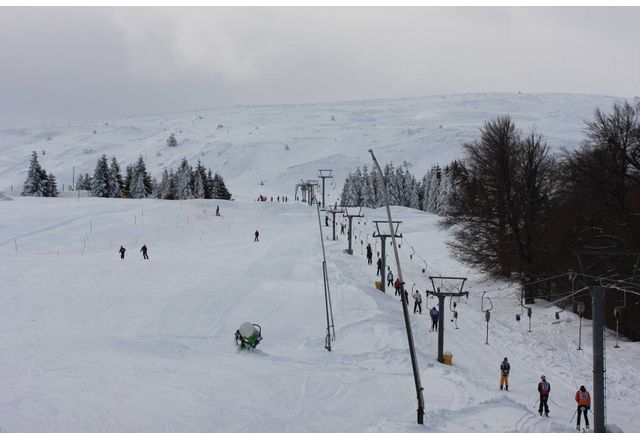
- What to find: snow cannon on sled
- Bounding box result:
[234,322,262,350]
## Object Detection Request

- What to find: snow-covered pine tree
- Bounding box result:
[205,169,214,199]
[167,133,178,147]
[130,171,148,199]
[192,160,207,199]
[409,175,423,210]
[22,151,46,196]
[175,158,194,200]
[212,172,232,200]
[123,165,132,197]
[91,155,111,197]
[361,166,376,208]
[44,172,59,197]
[108,156,124,198]
[130,156,152,198]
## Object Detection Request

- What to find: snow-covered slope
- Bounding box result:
[1,196,639,432]
[0,93,624,200]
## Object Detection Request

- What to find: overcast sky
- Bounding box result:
[1,6,639,129]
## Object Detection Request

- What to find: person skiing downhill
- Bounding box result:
[215,205,220,216]
[366,244,373,265]
[254,230,259,242]
[118,246,126,259]
[537,375,551,416]
[500,357,510,391]
[429,306,439,331]
[140,244,149,259]
[575,385,591,430]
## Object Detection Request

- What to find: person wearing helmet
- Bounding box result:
[537,375,551,416]
[575,385,591,430]
[500,357,510,391]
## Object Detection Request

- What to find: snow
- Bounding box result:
[1,93,638,433]
[1,197,639,433]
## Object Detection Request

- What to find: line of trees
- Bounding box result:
[340,161,459,214]
[22,151,58,197]
[76,155,232,200]
[443,100,640,340]
[340,100,640,340]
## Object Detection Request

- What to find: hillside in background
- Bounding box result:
[0,93,624,200]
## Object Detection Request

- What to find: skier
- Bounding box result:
[394,277,402,296]
[413,290,422,313]
[277,196,280,202]
[387,270,394,287]
[118,245,126,259]
[575,385,591,431]
[140,244,149,260]
[537,375,550,416]
[325,215,329,227]
[215,205,220,216]
[499,357,510,391]
[366,243,373,265]
[429,306,439,331]
[340,223,345,235]
[451,301,459,329]
[376,258,382,275]
[254,230,259,242]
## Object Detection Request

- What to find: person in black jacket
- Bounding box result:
[366,244,373,265]
[140,244,149,259]
[499,357,510,391]
[537,375,551,416]
[118,246,126,259]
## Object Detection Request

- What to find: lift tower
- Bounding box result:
[343,206,364,255]
[318,169,333,208]
[372,220,402,293]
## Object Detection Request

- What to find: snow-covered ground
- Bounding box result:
[1,195,639,432]
[1,93,638,432]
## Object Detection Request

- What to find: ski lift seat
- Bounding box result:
[235,322,262,349]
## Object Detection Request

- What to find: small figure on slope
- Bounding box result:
[140,244,149,259]
[537,375,550,417]
[366,243,373,265]
[575,385,591,431]
[387,270,394,287]
[413,290,422,314]
[254,230,260,242]
[429,306,439,332]
[118,245,126,259]
[215,205,220,216]
[376,258,382,275]
[394,277,402,296]
[499,357,510,391]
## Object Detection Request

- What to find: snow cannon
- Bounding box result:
[235,322,262,350]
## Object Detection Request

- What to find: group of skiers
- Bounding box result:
[118,244,149,259]
[257,195,288,202]
[499,357,592,430]
[366,243,443,330]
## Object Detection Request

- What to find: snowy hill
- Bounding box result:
[0,92,624,199]
[1,93,639,432]
[1,196,639,432]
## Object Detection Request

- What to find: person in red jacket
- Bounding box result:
[575,385,591,430]
[537,375,550,416]
[394,278,402,296]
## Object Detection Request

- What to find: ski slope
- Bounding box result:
[1,195,639,432]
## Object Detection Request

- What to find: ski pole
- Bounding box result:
[533,398,539,408]
[570,408,577,423]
